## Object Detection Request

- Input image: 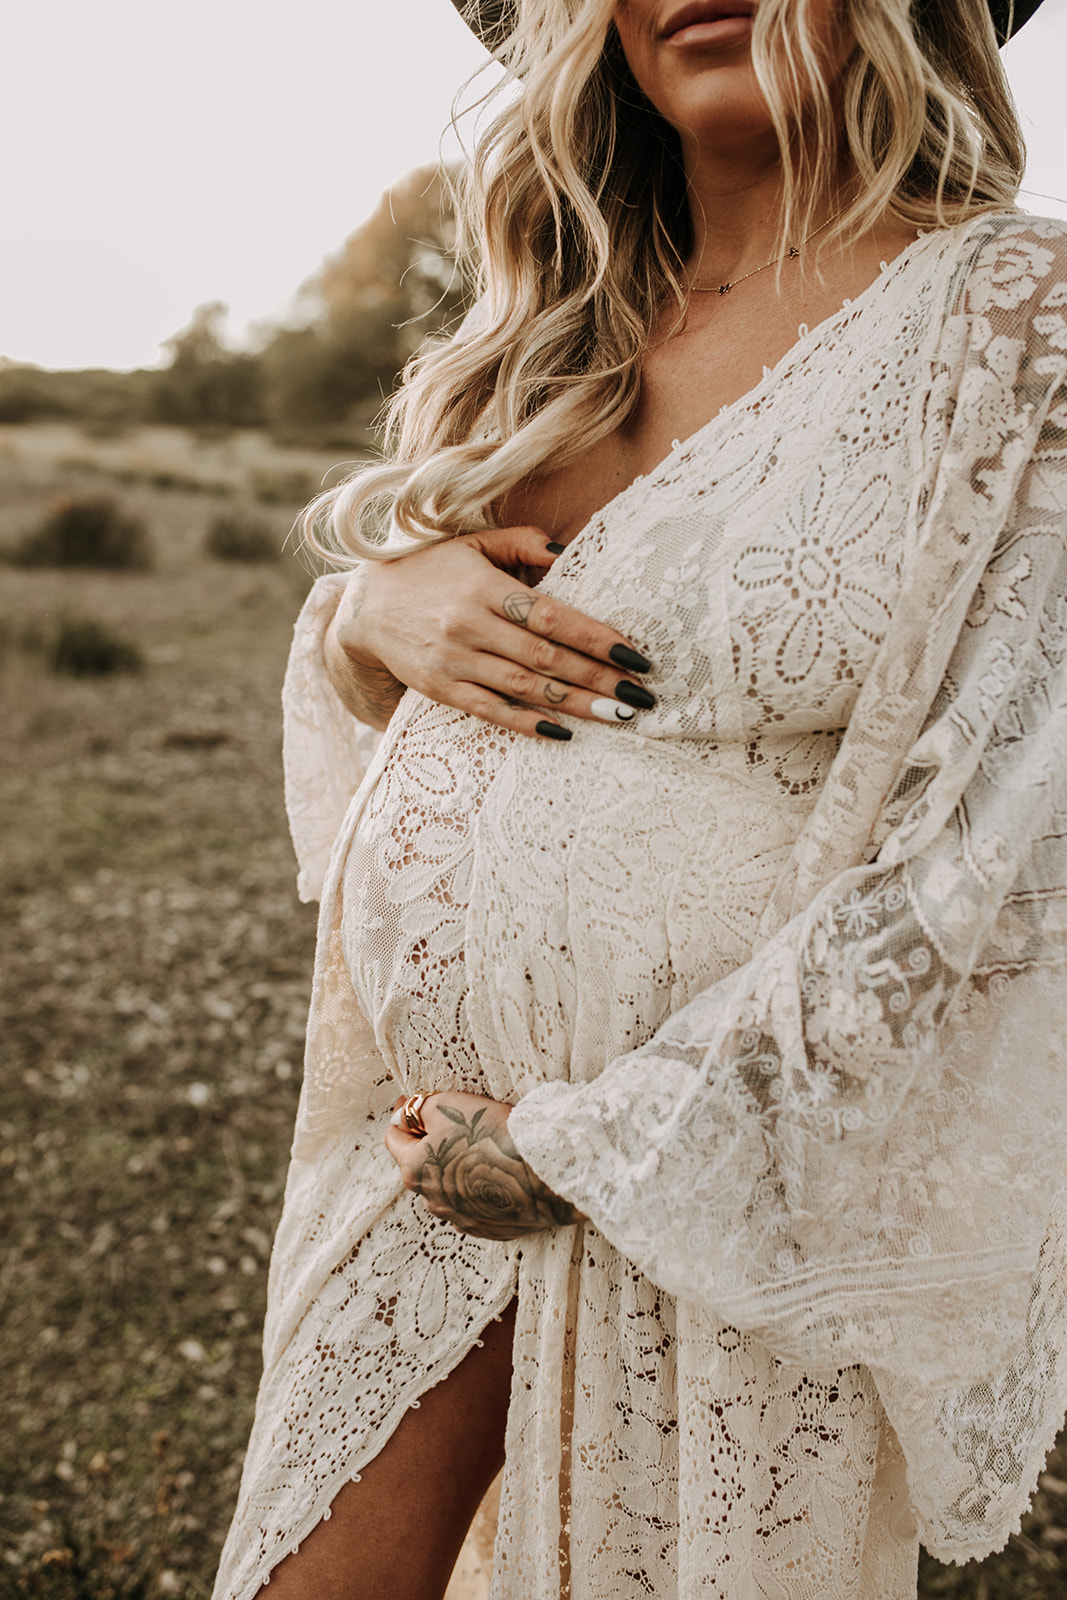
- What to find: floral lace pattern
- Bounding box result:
[511,215,1067,1565]
[215,216,1067,1600]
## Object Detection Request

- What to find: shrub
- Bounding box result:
[204,511,279,563]
[0,615,48,667]
[251,467,315,506]
[13,495,152,571]
[50,618,144,677]
[0,616,20,666]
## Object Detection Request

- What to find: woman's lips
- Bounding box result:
[662,1,755,46]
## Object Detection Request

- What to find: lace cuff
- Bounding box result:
[282,574,382,902]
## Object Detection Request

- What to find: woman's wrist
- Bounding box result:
[323,577,406,730]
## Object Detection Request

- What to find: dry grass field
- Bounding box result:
[1,423,1065,1599]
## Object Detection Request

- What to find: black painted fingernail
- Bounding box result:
[615,680,656,710]
[536,720,572,741]
[546,541,566,555]
[609,644,652,674]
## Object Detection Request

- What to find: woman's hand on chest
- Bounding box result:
[327,524,656,741]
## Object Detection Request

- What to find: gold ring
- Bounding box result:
[401,1093,429,1137]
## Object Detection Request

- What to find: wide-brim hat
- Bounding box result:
[449,0,1045,49]
[450,0,511,48]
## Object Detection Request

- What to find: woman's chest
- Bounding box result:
[503,238,923,546]
[506,268,945,759]
[538,353,923,756]
[503,325,812,545]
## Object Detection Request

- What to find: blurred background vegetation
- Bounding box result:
[3,165,1067,1600]
[0,165,464,446]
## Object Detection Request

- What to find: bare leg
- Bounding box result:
[255,1301,515,1600]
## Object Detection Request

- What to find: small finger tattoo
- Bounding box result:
[503,593,538,628]
[543,681,568,704]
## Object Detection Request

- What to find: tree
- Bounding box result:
[152,302,265,429]
[261,166,467,438]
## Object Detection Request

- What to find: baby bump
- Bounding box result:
[339,698,518,1096]
[463,731,813,1103]
[342,699,813,1101]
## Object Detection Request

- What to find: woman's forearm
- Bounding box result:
[323,573,407,731]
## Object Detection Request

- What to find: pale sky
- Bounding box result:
[3,0,1065,372]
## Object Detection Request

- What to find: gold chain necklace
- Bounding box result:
[690,206,847,296]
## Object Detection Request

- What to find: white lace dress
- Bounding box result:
[214,214,1067,1600]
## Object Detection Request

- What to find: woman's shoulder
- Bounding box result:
[935,209,1067,320]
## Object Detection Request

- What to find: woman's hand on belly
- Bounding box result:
[328,526,655,741]
[385,1090,585,1240]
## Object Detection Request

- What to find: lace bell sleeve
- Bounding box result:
[280,297,493,903]
[281,573,382,903]
[508,221,1067,1394]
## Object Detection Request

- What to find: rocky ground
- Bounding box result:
[1,427,1065,1598]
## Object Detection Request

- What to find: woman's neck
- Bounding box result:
[682,144,849,291]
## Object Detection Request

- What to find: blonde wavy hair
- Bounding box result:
[305,0,1023,563]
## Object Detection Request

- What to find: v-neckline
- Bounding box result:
[547,226,947,569]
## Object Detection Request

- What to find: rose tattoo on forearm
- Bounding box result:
[413,1104,580,1240]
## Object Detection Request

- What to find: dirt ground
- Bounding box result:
[2,424,1066,1599]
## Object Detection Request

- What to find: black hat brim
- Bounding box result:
[450,0,512,49]
[986,0,1045,43]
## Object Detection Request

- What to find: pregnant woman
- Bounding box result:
[214,0,1067,1596]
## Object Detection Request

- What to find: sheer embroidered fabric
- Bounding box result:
[215,215,1067,1600]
